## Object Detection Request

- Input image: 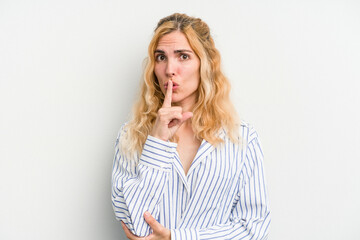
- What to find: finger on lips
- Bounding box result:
[163,80,173,107]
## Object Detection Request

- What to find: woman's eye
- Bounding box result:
[155,55,166,61]
[180,54,189,60]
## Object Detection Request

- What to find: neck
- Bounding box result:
[176,118,195,139]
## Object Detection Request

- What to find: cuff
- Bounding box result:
[171,228,199,240]
[139,135,178,171]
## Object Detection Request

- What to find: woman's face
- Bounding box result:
[154,31,200,107]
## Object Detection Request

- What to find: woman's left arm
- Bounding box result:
[171,135,271,240]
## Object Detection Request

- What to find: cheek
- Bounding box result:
[154,65,166,82]
[188,59,200,75]
[154,66,165,93]
[154,66,160,78]
[187,63,200,82]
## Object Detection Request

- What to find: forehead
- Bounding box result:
[156,31,192,50]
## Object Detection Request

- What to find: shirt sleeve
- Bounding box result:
[111,127,177,237]
[170,133,271,240]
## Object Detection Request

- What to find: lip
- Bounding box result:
[164,81,179,90]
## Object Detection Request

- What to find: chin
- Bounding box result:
[171,97,183,104]
[171,99,181,104]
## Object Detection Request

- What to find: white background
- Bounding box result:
[1,0,359,239]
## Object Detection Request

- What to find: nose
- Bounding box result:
[165,59,176,78]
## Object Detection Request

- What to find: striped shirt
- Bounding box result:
[111,122,271,239]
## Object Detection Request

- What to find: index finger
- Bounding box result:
[163,80,172,107]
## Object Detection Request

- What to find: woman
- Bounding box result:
[112,13,270,239]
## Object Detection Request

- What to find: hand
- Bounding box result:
[121,212,171,240]
[151,80,193,141]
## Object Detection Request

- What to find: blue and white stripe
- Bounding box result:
[111,122,271,239]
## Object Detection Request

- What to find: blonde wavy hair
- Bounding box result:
[121,13,239,156]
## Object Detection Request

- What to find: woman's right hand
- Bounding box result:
[150,80,193,141]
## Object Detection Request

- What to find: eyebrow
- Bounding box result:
[174,49,193,53]
[154,49,194,54]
